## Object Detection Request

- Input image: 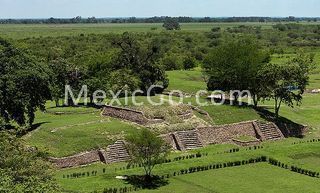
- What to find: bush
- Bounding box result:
[161,54,183,70]
[211,27,221,32]
[183,56,197,70]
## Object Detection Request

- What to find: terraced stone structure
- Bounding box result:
[51,140,130,168]
[51,120,284,168]
[163,120,284,150]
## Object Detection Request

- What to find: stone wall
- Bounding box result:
[197,121,259,145]
[101,105,165,125]
[102,105,148,125]
[49,150,101,168]
[160,134,179,150]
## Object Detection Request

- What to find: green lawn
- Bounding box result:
[24,103,139,157]
[139,163,320,193]
[166,70,206,94]
[201,104,263,125]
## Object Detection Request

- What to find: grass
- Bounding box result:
[200,104,263,125]
[24,102,139,157]
[234,135,258,142]
[166,70,206,94]
[3,22,320,39]
[260,94,320,133]
[0,22,281,40]
[138,163,320,193]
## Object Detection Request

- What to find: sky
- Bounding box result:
[0,0,319,19]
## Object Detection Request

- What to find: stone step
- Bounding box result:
[105,141,130,163]
[175,130,203,150]
[258,122,284,141]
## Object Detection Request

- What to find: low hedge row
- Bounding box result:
[292,138,320,145]
[218,145,264,155]
[63,170,98,179]
[268,158,320,178]
[170,156,267,177]
[115,152,208,172]
[97,156,320,193]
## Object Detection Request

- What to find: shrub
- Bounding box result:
[183,56,197,70]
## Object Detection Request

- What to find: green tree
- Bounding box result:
[203,37,270,105]
[81,60,111,104]
[260,53,313,118]
[112,33,169,94]
[160,53,183,70]
[0,132,60,192]
[163,18,181,30]
[183,56,197,70]
[0,38,51,126]
[126,129,170,181]
[108,69,141,97]
[48,58,69,107]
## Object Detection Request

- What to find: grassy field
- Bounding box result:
[3,22,319,39]
[138,163,320,193]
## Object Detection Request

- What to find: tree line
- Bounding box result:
[1,16,319,24]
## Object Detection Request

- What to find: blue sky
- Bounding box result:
[0,0,319,19]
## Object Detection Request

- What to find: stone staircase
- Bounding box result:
[105,141,130,163]
[257,122,284,141]
[174,130,203,151]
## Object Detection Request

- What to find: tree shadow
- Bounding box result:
[29,121,50,131]
[210,97,252,108]
[255,107,306,138]
[208,97,307,138]
[124,175,169,190]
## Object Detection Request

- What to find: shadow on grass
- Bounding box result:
[16,122,50,136]
[255,107,306,138]
[124,175,169,190]
[209,97,307,138]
